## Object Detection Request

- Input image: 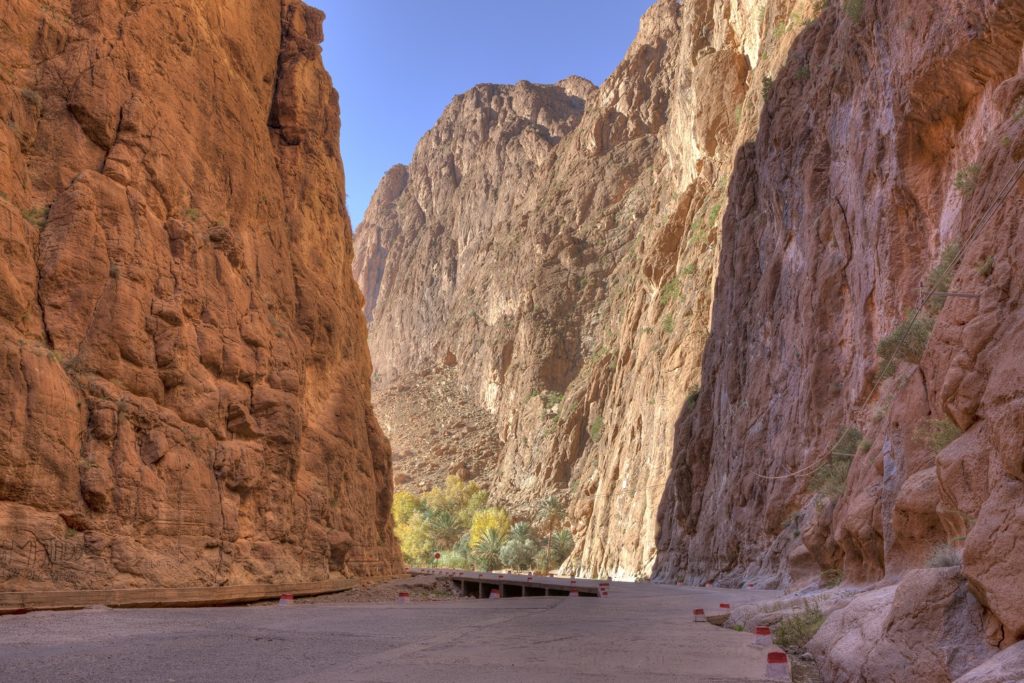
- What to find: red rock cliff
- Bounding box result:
[0,0,400,588]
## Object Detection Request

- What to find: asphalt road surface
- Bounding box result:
[0,581,784,682]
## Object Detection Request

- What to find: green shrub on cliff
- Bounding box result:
[876,315,934,377]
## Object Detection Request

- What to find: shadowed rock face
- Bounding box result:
[655,0,1024,649]
[0,0,400,588]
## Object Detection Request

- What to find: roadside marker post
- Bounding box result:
[719,603,730,609]
[766,652,789,680]
[693,608,706,622]
[278,594,294,606]
[397,591,410,604]
[489,588,501,600]
[755,626,772,646]
[569,589,579,597]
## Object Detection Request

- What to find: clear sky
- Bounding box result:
[313,0,656,228]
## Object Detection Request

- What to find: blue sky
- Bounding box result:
[314,0,656,228]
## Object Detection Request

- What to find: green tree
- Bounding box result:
[536,496,566,574]
[472,527,507,571]
[392,490,421,526]
[469,507,511,546]
[508,521,535,543]
[395,510,434,565]
[550,528,574,563]
[425,508,464,550]
[500,537,537,569]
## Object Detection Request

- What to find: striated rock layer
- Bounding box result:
[0,0,400,589]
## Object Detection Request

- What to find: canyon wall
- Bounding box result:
[355,0,780,577]
[356,0,1024,656]
[0,0,400,589]
[655,0,1024,651]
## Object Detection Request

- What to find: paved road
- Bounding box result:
[0,581,783,682]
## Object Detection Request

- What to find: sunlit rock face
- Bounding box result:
[0,0,400,589]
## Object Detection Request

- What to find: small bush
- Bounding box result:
[706,204,722,226]
[22,206,48,228]
[927,543,962,568]
[877,316,934,377]
[809,453,852,498]
[681,263,697,276]
[821,568,843,588]
[923,242,961,314]
[684,386,700,411]
[661,313,675,333]
[833,427,863,456]
[774,606,826,652]
[954,165,980,196]
[184,207,201,222]
[914,418,962,454]
[976,256,994,278]
[762,76,774,99]
[810,428,860,498]
[589,415,604,442]
[540,391,564,412]
[844,0,864,21]
[659,278,682,306]
[732,624,745,632]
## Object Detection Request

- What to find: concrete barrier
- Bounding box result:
[765,651,789,680]
[755,625,772,646]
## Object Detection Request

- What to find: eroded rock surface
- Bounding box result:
[654,0,1024,653]
[0,0,399,588]
[809,569,995,682]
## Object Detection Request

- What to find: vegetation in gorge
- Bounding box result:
[876,316,934,378]
[774,604,826,652]
[393,477,574,571]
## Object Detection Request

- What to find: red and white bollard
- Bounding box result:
[755,626,773,646]
[598,582,609,598]
[397,591,411,604]
[719,603,730,609]
[569,589,579,597]
[693,608,706,623]
[766,651,789,680]
[489,588,501,600]
[278,593,294,606]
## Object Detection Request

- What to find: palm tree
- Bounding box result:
[509,521,534,543]
[551,528,574,564]
[536,496,565,574]
[425,508,464,551]
[472,527,506,571]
